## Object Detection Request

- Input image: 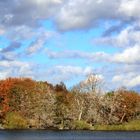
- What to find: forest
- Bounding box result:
[0,74,140,130]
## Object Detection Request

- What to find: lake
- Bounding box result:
[0,130,140,140]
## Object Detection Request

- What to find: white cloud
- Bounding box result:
[45,65,93,83]
[0,0,63,28]
[55,0,121,31]
[112,75,123,82]
[94,25,140,48]
[0,60,35,78]
[53,0,140,31]
[0,71,10,80]
[32,0,62,4]
[6,26,36,41]
[119,0,140,18]
[27,39,44,55]
[52,65,93,76]
[26,30,56,55]
[128,75,140,87]
[1,0,140,31]
[112,72,140,88]
[46,49,110,62]
[113,45,140,64]
[0,27,5,35]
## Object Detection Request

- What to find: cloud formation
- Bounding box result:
[113,45,140,64]
[46,49,110,62]
[45,65,93,84]
[0,0,140,90]
[0,0,140,31]
[112,73,140,88]
[94,24,140,48]
[1,41,21,53]
[0,0,63,28]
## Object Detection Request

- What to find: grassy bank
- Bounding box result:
[94,120,140,130]
[2,119,140,130]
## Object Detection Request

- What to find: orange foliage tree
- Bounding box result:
[0,78,18,117]
[0,78,37,118]
[116,89,140,122]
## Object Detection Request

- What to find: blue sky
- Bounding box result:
[0,0,140,90]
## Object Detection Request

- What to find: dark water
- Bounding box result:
[0,130,140,140]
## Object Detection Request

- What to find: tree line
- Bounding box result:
[0,75,140,129]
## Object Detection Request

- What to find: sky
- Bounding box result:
[0,0,140,91]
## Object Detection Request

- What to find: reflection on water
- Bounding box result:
[0,130,140,140]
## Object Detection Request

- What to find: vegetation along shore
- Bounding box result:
[0,74,140,130]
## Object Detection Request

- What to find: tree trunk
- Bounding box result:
[120,113,126,123]
[78,110,82,121]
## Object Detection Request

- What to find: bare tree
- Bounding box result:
[79,73,103,94]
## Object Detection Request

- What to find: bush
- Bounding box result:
[4,112,28,129]
[72,120,92,130]
[94,120,140,130]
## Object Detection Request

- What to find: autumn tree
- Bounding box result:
[99,88,140,125]
[9,79,55,129]
[9,78,36,113]
[115,89,140,123]
[71,74,103,125]
[28,91,56,129]
[0,78,19,118]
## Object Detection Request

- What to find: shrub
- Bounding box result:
[72,120,91,130]
[94,120,140,130]
[4,112,28,129]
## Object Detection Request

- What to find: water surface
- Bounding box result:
[0,130,140,140]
